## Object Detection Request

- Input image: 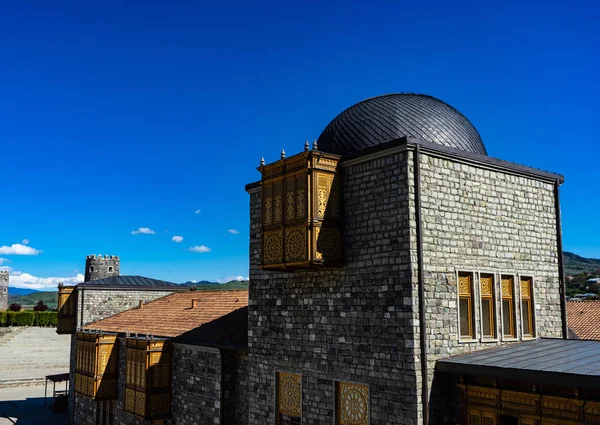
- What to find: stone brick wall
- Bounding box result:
[77,289,174,327]
[247,151,420,425]
[0,271,8,311]
[410,151,562,423]
[171,344,221,424]
[69,336,249,425]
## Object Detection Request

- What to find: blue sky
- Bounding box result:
[1,1,598,289]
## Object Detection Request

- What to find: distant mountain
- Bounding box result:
[182,279,249,286]
[7,287,41,296]
[564,252,600,276]
[185,281,249,291]
[8,291,58,309]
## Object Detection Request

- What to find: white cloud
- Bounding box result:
[8,271,84,290]
[172,236,183,243]
[228,229,240,235]
[0,258,10,265]
[217,276,248,283]
[194,209,201,214]
[22,239,29,245]
[0,266,12,272]
[130,227,156,235]
[189,245,211,253]
[0,244,42,255]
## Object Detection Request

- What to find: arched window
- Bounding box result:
[108,267,113,272]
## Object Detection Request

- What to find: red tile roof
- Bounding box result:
[567,300,600,340]
[84,289,248,347]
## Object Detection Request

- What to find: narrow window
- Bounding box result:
[479,273,496,339]
[336,381,369,425]
[501,275,516,338]
[276,372,301,424]
[108,267,113,272]
[90,266,95,272]
[458,272,475,339]
[521,276,535,337]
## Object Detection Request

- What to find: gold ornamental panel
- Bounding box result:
[459,273,472,296]
[150,394,171,417]
[521,277,532,298]
[501,276,513,297]
[467,386,499,409]
[336,382,369,425]
[317,174,329,218]
[285,176,296,221]
[264,184,273,226]
[500,390,540,414]
[480,274,493,296]
[277,372,301,417]
[125,388,135,412]
[135,392,146,416]
[540,395,584,421]
[316,227,341,261]
[285,227,307,263]
[263,231,283,265]
[585,401,600,424]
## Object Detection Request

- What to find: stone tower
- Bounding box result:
[84,255,120,282]
[0,271,8,310]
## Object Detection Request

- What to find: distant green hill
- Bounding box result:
[564,252,600,276]
[8,291,57,309]
[188,281,248,291]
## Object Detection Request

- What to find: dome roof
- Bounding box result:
[317,94,487,156]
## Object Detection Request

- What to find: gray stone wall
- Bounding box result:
[409,151,562,424]
[247,151,419,425]
[77,289,174,327]
[85,254,120,282]
[69,337,249,425]
[0,271,8,311]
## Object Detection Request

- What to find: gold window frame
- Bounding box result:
[458,271,476,341]
[276,371,302,424]
[500,274,517,340]
[479,272,497,340]
[519,275,535,338]
[57,285,77,334]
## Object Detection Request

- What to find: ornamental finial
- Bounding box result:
[312,139,318,150]
[281,149,286,159]
[304,140,309,151]
[260,156,265,166]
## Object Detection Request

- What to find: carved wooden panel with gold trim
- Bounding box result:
[74,331,118,400]
[57,285,76,334]
[277,372,302,417]
[336,382,369,425]
[259,149,342,270]
[125,337,172,420]
[502,276,513,297]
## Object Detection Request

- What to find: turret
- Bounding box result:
[84,255,120,282]
[0,270,8,310]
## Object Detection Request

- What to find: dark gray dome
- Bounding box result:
[317,94,487,156]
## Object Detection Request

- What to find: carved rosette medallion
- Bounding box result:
[480,275,493,296]
[459,274,472,295]
[337,382,369,425]
[278,372,301,416]
[316,228,340,260]
[263,232,283,264]
[285,227,307,262]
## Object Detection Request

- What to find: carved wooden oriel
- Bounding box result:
[259,149,342,270]
[57,285,76,334]
[124,337,172,420]
[74,331,118,400]
[459,384,600,425]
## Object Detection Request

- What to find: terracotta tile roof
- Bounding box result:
[567,300,600,340]
[84,289,248,347]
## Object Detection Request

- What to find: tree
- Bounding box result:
[33,300,48,312]
[8,303,22,312]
